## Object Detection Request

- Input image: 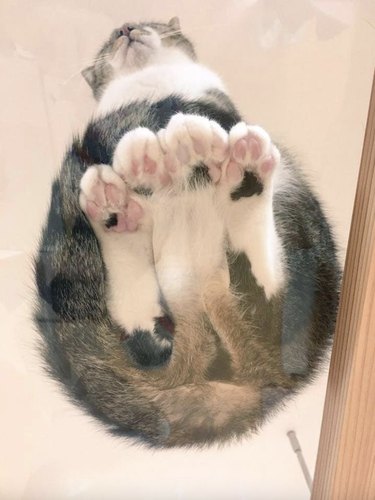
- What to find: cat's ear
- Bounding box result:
[81,65,95,89]
[168,17,180,31]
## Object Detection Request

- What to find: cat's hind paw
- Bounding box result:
[79,164,144,232]
[224,123,280,189]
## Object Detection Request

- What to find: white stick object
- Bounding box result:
[287,430,313,492]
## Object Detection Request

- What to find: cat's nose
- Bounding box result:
[120,24,135,37]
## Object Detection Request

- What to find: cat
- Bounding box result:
[34,17,340,448]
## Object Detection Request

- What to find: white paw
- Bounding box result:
[79,165,144,232]
[224,123,280,188]
[113,128,169,191]
[158,113,229,183]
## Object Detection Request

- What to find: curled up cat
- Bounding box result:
[34,17,340,447]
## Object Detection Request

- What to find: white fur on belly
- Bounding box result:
[96,62,226,117]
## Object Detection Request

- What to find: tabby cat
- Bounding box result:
[34,17,340,447]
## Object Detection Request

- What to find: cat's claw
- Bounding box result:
[224,122,280,188]
[80,164,144,232]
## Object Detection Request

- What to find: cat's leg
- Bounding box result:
[217,123,284,300]
[114,116,284,300]
[113,117,283,300]
[201,270,291,388]
[113,113,228,192]
[113,116,230,316]
[110,118,228,368]
[79,164,174,366]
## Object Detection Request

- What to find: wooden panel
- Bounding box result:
[311,71,375,499]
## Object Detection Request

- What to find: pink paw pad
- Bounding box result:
[160,113,229,185]
[232,133,263,164]
[233,138,247,162]
[86,200,101,221]
[260,155,276,175]
[191,138,206,156]
[143,155,157,174]
[163,152,178,174]
[79,165,145,234]
[115,200,144,233]
[226,161,243,185]
[105,184,125,207]
[175,143,191,165]
[131,161,139,176]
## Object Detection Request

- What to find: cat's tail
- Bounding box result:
[35,291,264,448]
[147,381,262,447]
[36,304,263,448]
[107,309,264,448]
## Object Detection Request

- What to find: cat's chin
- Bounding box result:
[112,45,153,74]
[113,30,160,72]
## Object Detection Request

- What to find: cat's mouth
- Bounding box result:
[109,26,159,70]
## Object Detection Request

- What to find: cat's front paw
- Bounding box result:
[158,113,229,183]
[224,123,280,191]
[112,115,229,192]
[79,164,144,232]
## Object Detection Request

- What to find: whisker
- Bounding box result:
[60,53,110,86]
[93,54,109,63]
[62,22,229,85]
[60,67,86,86]
[160,30,182,39]
[160,23,230,40]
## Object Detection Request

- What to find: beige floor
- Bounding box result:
[1,1,374,499]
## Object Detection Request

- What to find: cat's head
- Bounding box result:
[82,17,196,99]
